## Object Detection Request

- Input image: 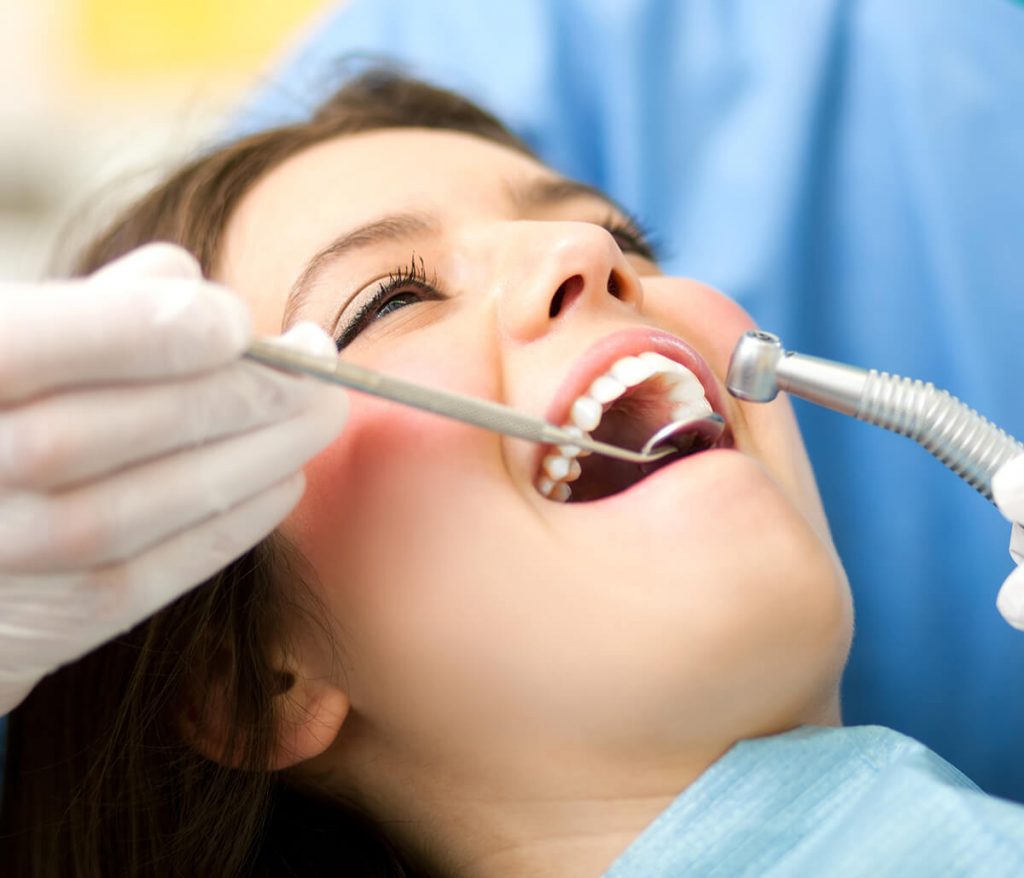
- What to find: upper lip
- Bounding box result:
[533,327,731,474]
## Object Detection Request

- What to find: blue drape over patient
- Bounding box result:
[605,726,1024,877]
[231,0,1024,799]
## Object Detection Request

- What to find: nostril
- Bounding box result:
[549,274,584,318]
[607,269,623,300]
[548,286,564,317]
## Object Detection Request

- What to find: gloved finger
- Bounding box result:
[0,387,346,573]
[997,564,1024,631]
[0,471,305,689]
[0,261,251,406]
[1010,522,1024,566]
[0,322,343,491]
[992,454,1024,524]
[271,320,340,359]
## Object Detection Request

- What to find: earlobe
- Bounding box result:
[180,654,350,771]
[270,676,350,770]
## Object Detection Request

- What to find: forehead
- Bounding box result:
[217,128,557,327]
[247,127,548,220]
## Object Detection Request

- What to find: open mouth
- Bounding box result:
[537,348,731,503]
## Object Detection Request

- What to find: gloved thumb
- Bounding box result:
[997,564,1024,631]
[90,242,202,283]
[992,454,1024,524]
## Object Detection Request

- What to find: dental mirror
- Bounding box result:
[640,413,726,459]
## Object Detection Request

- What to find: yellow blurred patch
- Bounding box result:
[74,0,328,76]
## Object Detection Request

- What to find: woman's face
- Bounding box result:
[218,128,851,781]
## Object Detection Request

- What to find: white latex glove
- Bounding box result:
[0,243,347,714]
[991,455,1024,630]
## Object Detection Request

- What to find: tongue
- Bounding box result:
[569,456,647,502]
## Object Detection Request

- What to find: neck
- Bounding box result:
[446,793,691,878]
[335,695,843,877]
[389,742,725,878]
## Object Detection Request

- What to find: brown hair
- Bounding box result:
[0,69,534,877]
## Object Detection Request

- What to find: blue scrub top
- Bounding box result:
[605,725,1024,877]
[231,0,1024,799]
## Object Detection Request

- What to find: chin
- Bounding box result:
[571,448,852,738]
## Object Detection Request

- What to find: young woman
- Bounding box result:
[2,71,1022,877]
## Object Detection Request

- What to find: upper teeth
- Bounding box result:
[539,351,713,502]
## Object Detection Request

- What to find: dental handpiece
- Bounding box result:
[726,330,1024,502]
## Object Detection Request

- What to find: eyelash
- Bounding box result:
[333,218,658,350]
[334,254,440,350]
[601,214,660,263]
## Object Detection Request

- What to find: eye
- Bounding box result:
[601,215,659,263]
[335,256,444,350]
[373,291,422,321]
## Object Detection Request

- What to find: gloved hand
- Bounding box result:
[991,455,1024,630]
[0,243,347,714]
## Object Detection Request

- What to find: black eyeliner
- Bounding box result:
[334,294,383,350]
[334,253,437,350]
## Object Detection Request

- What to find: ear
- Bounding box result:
[268,667,350,770]
[181,646,349,771]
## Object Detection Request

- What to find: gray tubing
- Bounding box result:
[858,371,1024,501]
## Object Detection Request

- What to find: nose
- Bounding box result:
[494,221,644,343]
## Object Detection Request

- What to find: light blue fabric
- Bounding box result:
[604,725,1024,877]
[230,0,1024,800]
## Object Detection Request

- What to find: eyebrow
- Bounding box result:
[512,176,628,215]
[281,176,627,329]
[282,212,438,329]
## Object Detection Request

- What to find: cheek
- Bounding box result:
[645,278,758,370]
[279,342,505,624]
[645,279,831,539]
[280,384,547,732]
